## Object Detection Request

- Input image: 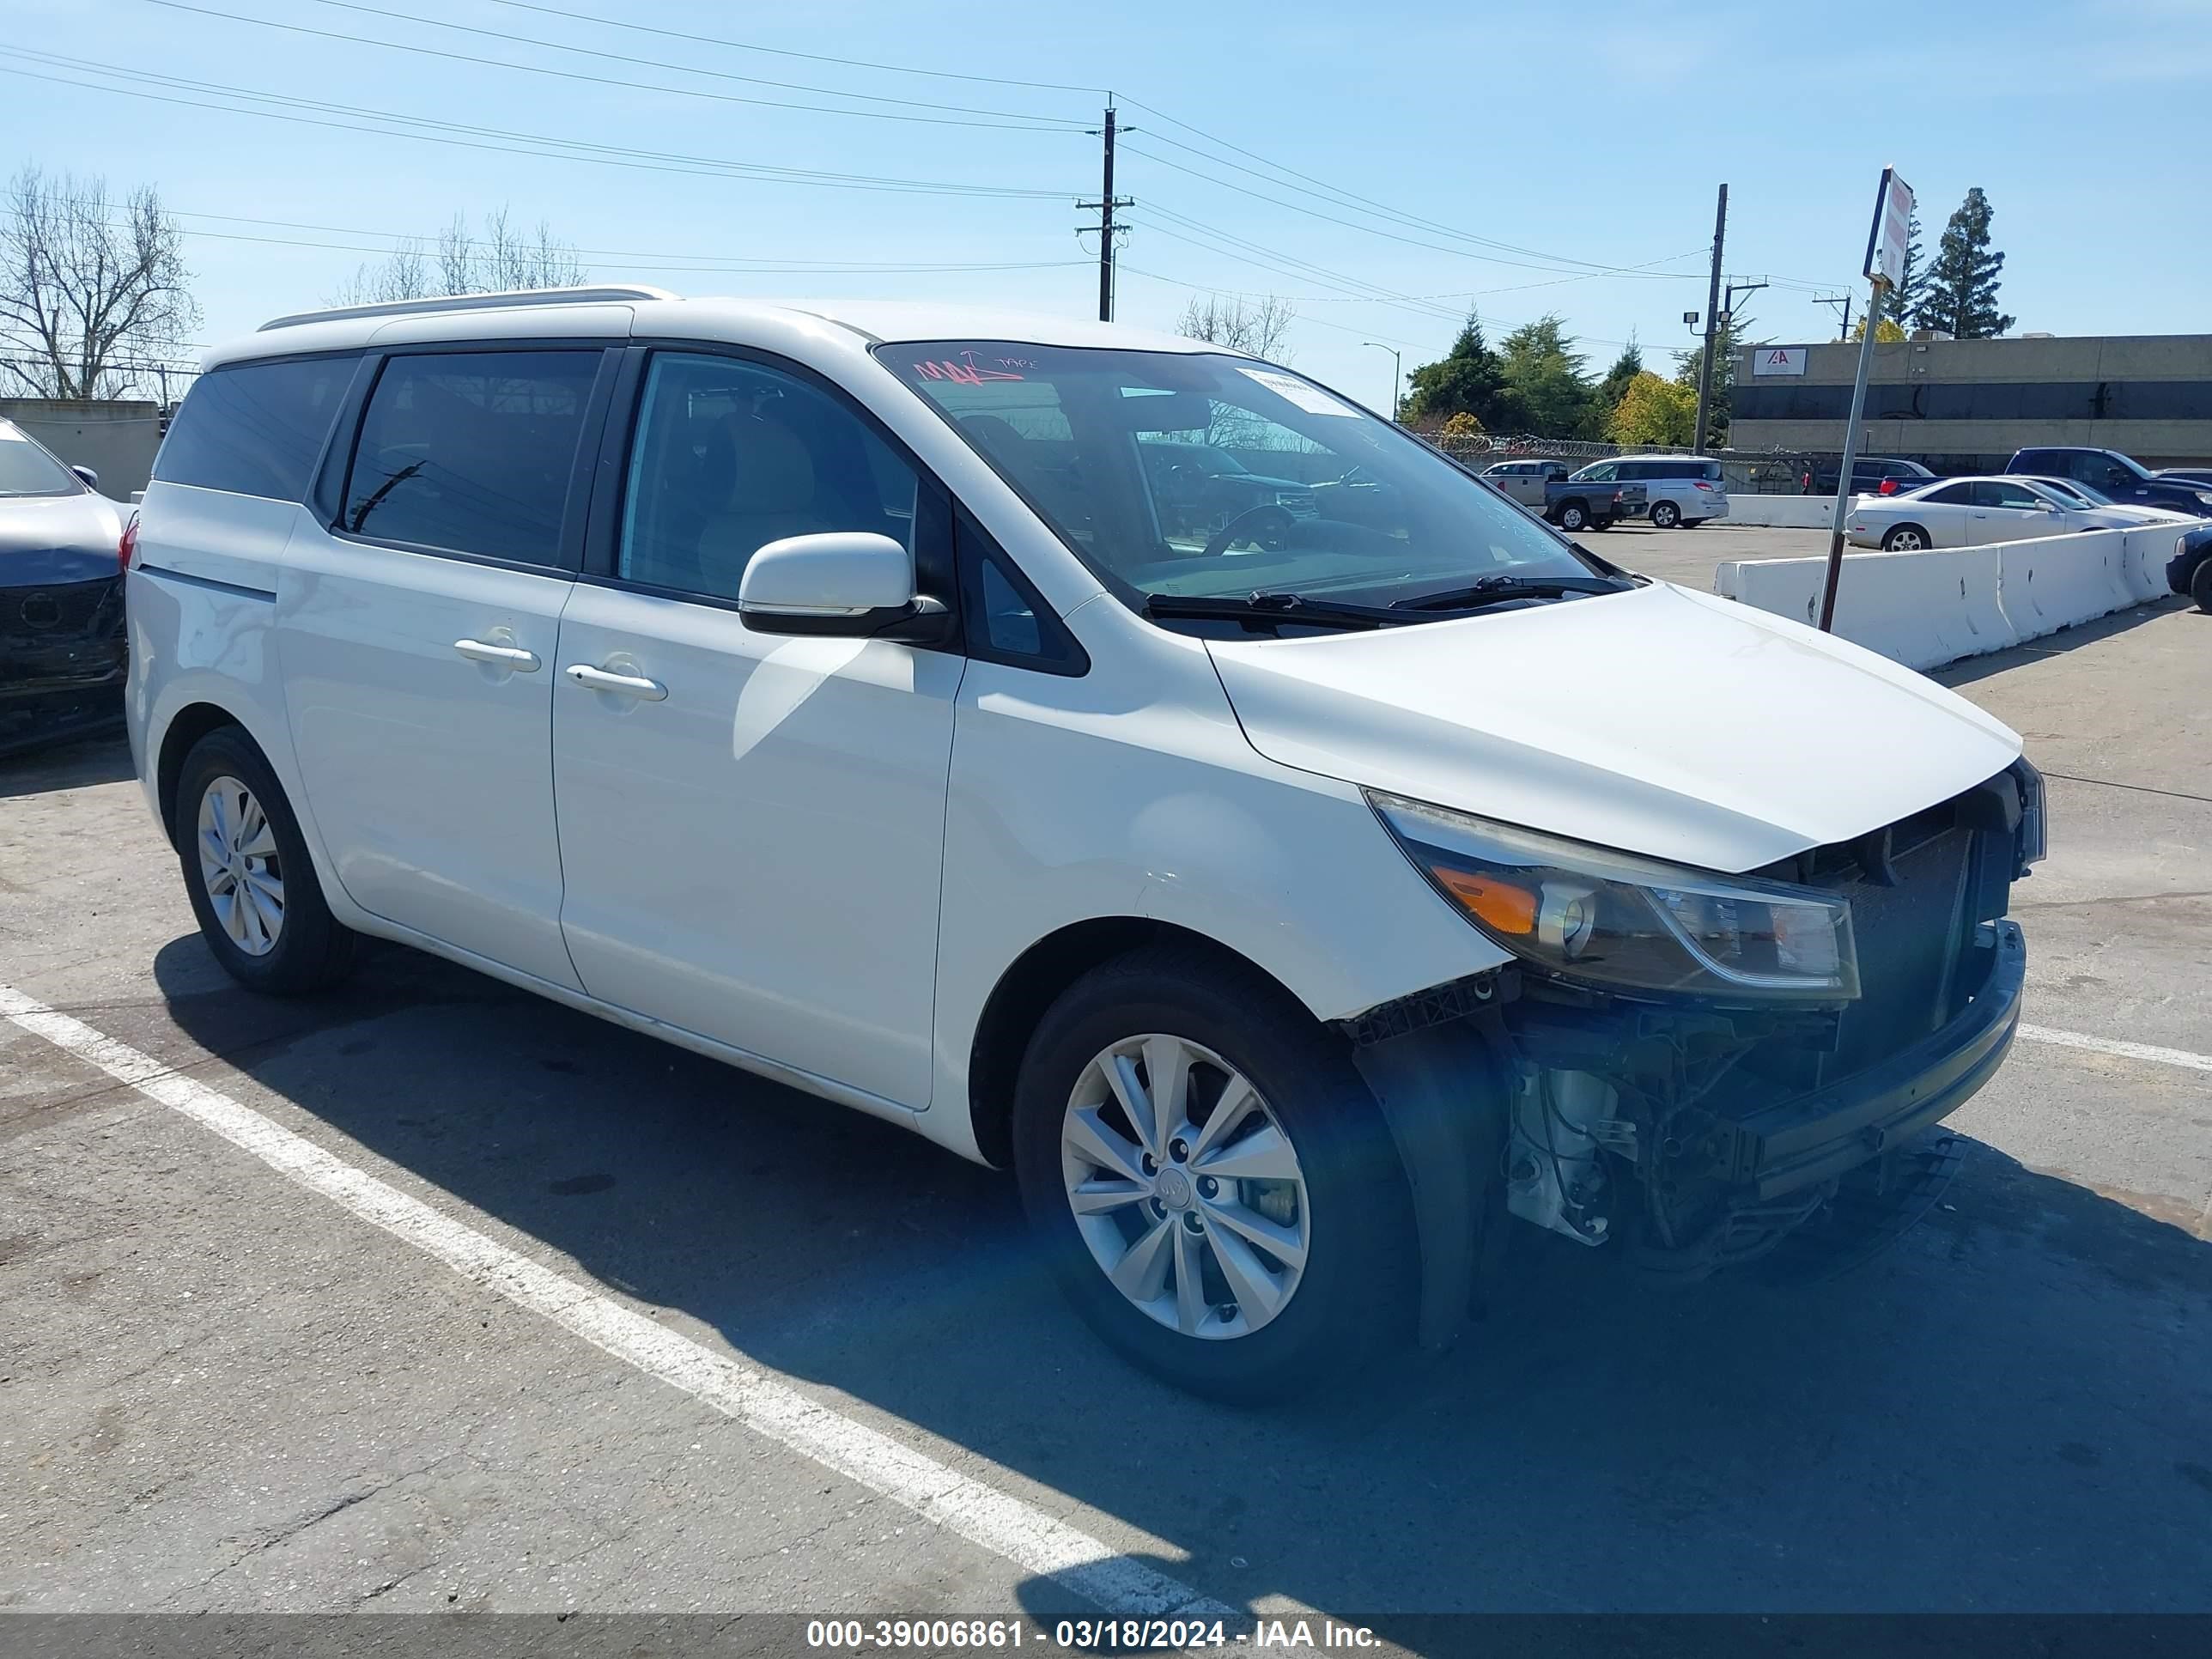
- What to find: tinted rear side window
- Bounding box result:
[342,350,600,565]
[153,356,356,500]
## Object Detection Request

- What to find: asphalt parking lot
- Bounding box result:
[2,580,2208,1631]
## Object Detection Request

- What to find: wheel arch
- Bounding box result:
[155,702,258,850]
[966,916,1314,1170]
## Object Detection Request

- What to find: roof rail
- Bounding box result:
[257,284,680,332]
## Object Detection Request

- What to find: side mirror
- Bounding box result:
[70,465,99,490]
[737,532,945,640]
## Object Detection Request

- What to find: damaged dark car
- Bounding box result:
[0,418,128,758]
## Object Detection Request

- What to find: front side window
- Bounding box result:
[885,343,1608,623]
[620,353,918,602]
[155,356,356,501]
[0,420,80,497]
[1575,462,1619,483]
[1978,481,2045,509]
[343,350,599,563]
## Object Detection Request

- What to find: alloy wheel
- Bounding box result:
[1060,1034,1310,1340]
[196,775,285,957]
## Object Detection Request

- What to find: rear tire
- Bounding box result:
[1555,501,1587,532]
[176,726,360,995]
[1650,501,1681,530]
[1881,524,1929,552]
[1010,944,1414,1403]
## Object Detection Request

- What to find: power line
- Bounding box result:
[137,1,1084,132]
[1127,212,1467,324]
[1116,95,1707,280]
[175,223,1090,276]
[155,209,1081,273]
[0,53,1074,200]
[480,0,1104,94]
[283,0,1086,126]
[1122,143,1711,279]
[1112,269,1431,350]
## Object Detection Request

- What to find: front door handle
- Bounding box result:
[455,638,542,672]
[564,663,668,702]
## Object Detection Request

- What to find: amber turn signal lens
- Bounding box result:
[1433,866,1538,934]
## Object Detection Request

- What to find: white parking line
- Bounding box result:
[0,985,1234,1623]
[2017,1023,2212,1074]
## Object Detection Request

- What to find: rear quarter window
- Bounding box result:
[153,356,357,501]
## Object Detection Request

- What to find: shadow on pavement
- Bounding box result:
[1934,597,2192,689]
[0,728,133,799]
[148,937,2212,1622]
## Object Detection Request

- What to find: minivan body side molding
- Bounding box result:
[139,564,277,602]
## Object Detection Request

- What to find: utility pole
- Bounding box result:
[1362,342,1403,422]
[1077,100,1134,323]
[1691,182,1728,454]
[1814,292,1855,341]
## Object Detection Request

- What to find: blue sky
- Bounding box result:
[3,0,2207,407]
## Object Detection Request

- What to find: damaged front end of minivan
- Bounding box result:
[1346,758,2044,1322]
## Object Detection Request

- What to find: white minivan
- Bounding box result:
[126,289,2041,1401]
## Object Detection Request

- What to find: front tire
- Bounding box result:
[1650,501,1681,530]
[1555,501,1587,532]
[1881,524,1929,552]
[1011,945,1413,1403]
[176,726,360,995]
[2191,556,2212,613]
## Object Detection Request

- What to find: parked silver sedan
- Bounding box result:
[1845,476,2117,551]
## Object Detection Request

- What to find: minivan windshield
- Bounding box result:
[884,343,1618,623]
[0,422,81,497]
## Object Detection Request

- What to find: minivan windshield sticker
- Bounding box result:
[908,352,1027,385]
[1237,367,1357,418]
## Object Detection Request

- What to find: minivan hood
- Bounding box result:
[1205,581,2022,873]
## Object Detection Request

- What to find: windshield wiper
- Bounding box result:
[1389,574,1626,612]
[1143,590,1415,631]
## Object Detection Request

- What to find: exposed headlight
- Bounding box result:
[2195,492,2212,512]
[1369,792,1860,1001]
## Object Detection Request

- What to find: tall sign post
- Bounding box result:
[1818,167,1914,632]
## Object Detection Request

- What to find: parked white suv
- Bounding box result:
[126,289,2042,1401]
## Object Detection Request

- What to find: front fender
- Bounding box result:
[922,621,1504,1164]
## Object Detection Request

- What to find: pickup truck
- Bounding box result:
[2005,447,2212,517]
[1476,458,1646,531]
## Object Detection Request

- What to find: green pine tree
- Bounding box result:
[1911,188,2014,339]
[1403,312,1528,431]
[1881,210,1924,327]
[1496,314,1594,440]
[1593,338,1644,434]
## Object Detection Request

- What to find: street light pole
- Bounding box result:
[1363,342,1403,422]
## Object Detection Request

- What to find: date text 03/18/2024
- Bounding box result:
[803,1618,1382,1650]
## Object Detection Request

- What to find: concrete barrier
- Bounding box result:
[1712,547,2013,672]
[2121,523,2189,604]
[1725,495,1854,530]
[1997,530,2130,644]
[1715,527,2154,672]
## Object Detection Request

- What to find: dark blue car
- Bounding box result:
[0,419,128,757]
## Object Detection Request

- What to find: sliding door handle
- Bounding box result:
[454,638,541,671]
[564,662,667,702]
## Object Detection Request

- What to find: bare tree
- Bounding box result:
[1175,293,1295,362]
[337,206,586,305]
[0,167,201,399]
